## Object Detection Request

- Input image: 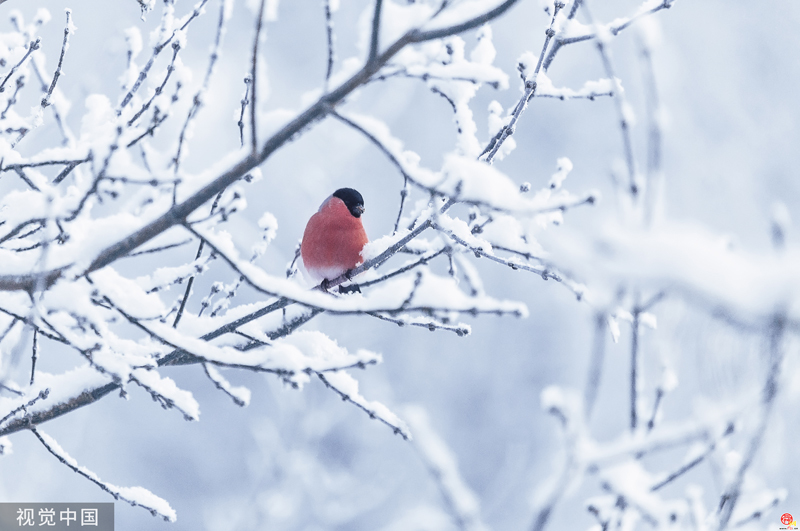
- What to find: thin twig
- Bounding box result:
[543,0,676,71]
[127,41,181,127]
[0,76,25,120]
[171,193,224,328]
[202,363,248,406]
[29,329,38,385]
[32,427,175,521]
[650,439,720,492]
[0,38,40,94]
[172,0,230,173]
[118,0,209,112]
[394,177,409,234]
[367,311,469,336]
[250,0,267,153]
[584,312,606,419]
[360,248,447,289]
[52,158,90,185]
[316,371,409,439]
[0,389,49,427]
[582,0,638,197]
[10,15,73,144]
[368,0,383,64]
[481,2,563,163]
[237,77,251,147]
[630,307,640,431]
[717,315,786,530]
[126,239,193,258]
[40,10,72,110]
[433,222,563,281]
[639,33,663,225]
[324,0,335,91]
[13,167,40,191]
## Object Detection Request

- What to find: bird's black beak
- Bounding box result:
[353,205,365,217]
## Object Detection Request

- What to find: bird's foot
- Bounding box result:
[338,283,361,295]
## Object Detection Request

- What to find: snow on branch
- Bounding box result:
[318,370,411,439]
[32,427,177,522]
[533,71,616,100]
[202,363,251,407]
[186,221,528,318]
[543,0,677,71]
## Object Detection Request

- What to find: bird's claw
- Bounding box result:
[338,283,361,295]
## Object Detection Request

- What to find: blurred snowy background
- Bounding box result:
[0,0,799,529]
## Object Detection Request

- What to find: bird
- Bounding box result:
[301,188,369,287]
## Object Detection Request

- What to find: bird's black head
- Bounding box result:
[333,188,365,218]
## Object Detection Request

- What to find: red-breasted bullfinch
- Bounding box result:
[301,188,369,285]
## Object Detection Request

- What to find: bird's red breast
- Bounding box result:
[301,195,368,282]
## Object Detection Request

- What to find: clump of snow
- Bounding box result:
[535,72,619,100]
[124,27,143,59]
[0,436,12,456]
[132,368,200,421]
[469,25,496,65]
[548,157,572,190]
